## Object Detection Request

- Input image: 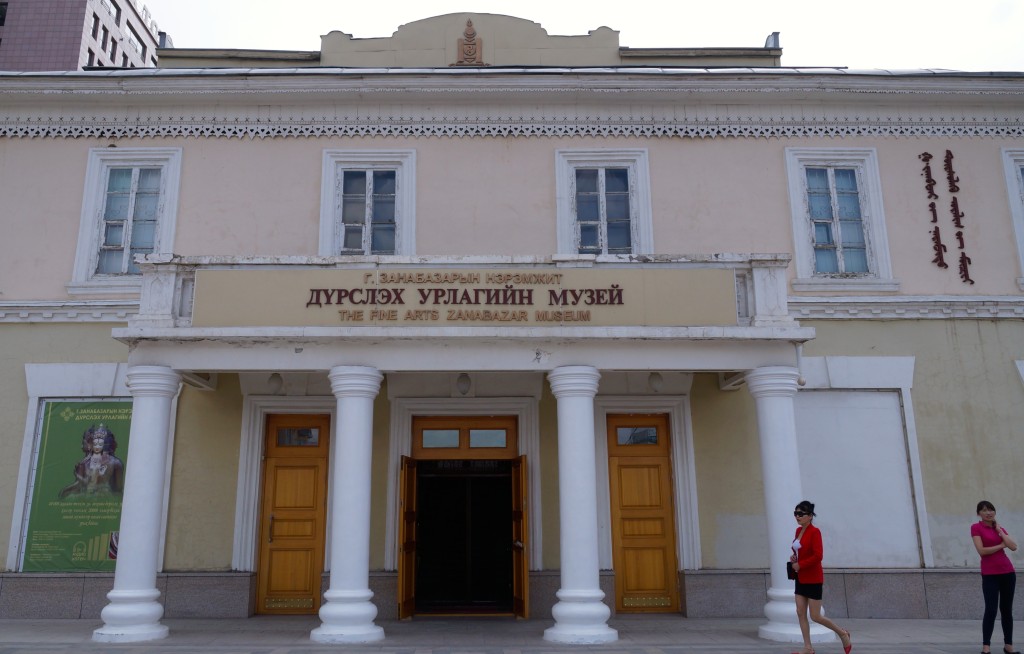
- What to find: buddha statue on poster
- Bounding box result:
[58,423,124,498]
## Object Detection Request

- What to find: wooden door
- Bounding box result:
[397,455,417,619]
[607,413,679,613]
[511,455,528,618]
[256,414,330,614]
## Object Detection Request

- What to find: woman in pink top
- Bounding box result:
[972,500,1019,654]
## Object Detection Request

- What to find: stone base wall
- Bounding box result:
[2,569,1006,620]
[682,569,1024,619]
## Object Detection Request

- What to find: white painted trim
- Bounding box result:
[555,149,653,256]
[784,148,897,290]
[232,395,336,571]
[69,147,182,295]
[8,363,179,572]
[593,393,701,571]
[789,295,1024,320]
[799,356,933,567]
[384,397,541,571]
[318,150,417,257]
[1001,149,1024,290]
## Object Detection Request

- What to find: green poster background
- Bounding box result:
[22,400,133,572]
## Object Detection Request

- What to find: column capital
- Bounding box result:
[125,366,181,398]
[547,366,600,398]
[328,366,383,399]
[745,366,800,398]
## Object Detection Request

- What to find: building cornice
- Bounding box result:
[789,295,1024,320]
[0,300,136,323]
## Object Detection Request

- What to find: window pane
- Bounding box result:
[342,226,364,250]
[371,225,395,254]
[607,221,631,251]
[103,223,124,247]
[579,224,599,250]
[107,168,132,193]
[96,249,123,274]
[104,195,129,219]
[807,192,832,219]
[422,429,459,448]
[836,192,862,219]
[130,221,155,248]
[575,169,598,192]
[575,195,599,222]
[373,170,396,195]
[839,220,865,246]
[469,429,506,448]
[133,193,159,220]
[805,167,829,190]
[372,197,395,222]
[342,199,365,224]
[342,171,366,195]
[605,168,629,193]
[833,168,858,192]
[277,428,320,447]
[137,168,161,191]
[844,247,869,273]
[814,248,838,273]
[813,222,833,245]
[606,194,630,220]
[617,426,658,445]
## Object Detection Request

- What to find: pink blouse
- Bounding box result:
[972,521,1015,575]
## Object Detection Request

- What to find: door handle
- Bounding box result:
[512,540,523,550]
[268,514,274,543]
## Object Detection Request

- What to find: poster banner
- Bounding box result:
[22,400,133,572]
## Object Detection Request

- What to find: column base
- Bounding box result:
[759,587,838,643]
[310,589,385,644]
[93,588,168,643]
[543,590,617,644]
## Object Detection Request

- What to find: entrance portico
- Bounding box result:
[94,254,816,644]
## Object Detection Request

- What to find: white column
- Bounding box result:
[544,366,617,645]
[94,365,180,643]
[311,366,384,644]
[746,366,833,644]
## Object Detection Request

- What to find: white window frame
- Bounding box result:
[69,147,182,295]
[1001,149,1024,290]
[555,149,653,256]
[785,148,897,292]
[319,150,416,256]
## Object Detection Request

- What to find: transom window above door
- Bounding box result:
[412,416,518,459]
[319,150,416,256]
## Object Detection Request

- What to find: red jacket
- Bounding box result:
[794,523,824,584]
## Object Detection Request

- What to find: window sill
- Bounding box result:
[66,277,143,296]
[791,277,900,293]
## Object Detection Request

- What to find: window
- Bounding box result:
[70,148,182,294]
[0,3,7,27]
[785,148,896,291]
[101,26,109,51]
[555,149,652,256]
[1001,149,1024,290]
[109,39,117,60]
[91,13,100,39]
[87,49,95,66]
[319,150,416,256]
[127,24,143,56]
[110,0,121,25]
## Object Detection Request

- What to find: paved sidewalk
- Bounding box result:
[0,615,1014,653]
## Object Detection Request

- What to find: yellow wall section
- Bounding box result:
[163,374,243,570]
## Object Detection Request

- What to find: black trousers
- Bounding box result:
[982,572,1016,647]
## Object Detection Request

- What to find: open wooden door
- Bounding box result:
[397,455,417,618]
[511,455,529,618]
[607,413,680,613]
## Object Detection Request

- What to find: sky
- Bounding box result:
[140,0,1024,72]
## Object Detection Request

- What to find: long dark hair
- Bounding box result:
[976,500,996,514]
[795,500,816,517]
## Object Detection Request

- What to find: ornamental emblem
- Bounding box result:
[454,19,488,66]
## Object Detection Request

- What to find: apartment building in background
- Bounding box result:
[0,0,163,71]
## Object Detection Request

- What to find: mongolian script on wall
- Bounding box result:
[919,150,974,284]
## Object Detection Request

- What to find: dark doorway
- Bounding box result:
[415,459,513,613]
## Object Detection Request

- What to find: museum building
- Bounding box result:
[1,12,1023,645]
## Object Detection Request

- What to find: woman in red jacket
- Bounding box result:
[790,500,852,654]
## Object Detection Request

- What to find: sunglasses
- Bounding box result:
[793,511,809,517]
